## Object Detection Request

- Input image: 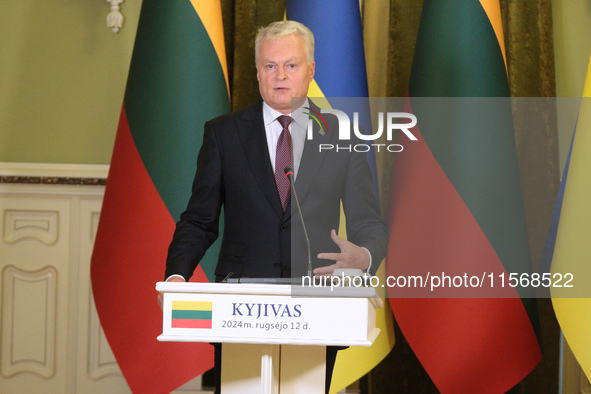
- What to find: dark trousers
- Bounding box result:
[213,343,342,394]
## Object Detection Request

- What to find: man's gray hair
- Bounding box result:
[255,20,315,65]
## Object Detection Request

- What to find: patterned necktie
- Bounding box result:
[275,115,293,212]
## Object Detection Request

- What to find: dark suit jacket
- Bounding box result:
[165,99,388,281]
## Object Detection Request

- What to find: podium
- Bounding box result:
[157,281,382,393]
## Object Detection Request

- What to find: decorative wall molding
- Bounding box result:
[90,211,101,243]
[4,210,59,245]
[1,265,57,378]
[0,176,106,185]
[88,291,121,380]
[581,370,591,394]
[106,0,125,33]
[0,162,108,185]
[0,166,131,392]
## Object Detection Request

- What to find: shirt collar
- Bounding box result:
[262,99,310,127]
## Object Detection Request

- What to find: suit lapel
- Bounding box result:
[238,100,285,218]
[295,100,331,204]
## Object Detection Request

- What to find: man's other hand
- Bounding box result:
[157,276,186,309]
[314,229,370,276]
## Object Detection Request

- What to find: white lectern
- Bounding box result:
[157,282,382,394]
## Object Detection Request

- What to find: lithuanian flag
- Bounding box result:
[387,1,542,392]
[171,301,213,329]
[90,1,229,392]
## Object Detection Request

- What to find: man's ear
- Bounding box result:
[309,61,316,80]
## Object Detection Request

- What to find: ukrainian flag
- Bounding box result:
[550,53,591,379]
[287,2,395,393]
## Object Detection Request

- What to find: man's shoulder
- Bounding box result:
[206,100,263,128]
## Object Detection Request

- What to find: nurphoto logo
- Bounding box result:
[306,108,418,153]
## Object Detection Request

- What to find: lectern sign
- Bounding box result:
[157,282,381,347]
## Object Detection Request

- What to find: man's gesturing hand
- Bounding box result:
[314,229,370,276]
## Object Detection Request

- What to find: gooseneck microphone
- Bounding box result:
[284,167,313,278]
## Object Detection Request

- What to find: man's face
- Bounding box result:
[256,34,315,114]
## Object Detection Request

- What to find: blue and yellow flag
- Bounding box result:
[550,53,591,379]
[287,1,395,393]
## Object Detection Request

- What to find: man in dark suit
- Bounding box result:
[163,20,388,392]
[165,20,387,282]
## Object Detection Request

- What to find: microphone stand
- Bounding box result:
[284,167,313,278]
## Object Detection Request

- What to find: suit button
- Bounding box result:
[280,225,287,232]
[273,262,282,269]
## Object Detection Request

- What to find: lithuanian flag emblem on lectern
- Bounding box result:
[171,301,213,329]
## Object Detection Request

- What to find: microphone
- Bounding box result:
[220,272,234,283]
[284,167,313,278]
